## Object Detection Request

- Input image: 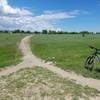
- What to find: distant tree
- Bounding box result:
[34,31,41,34]
[26,30,31,34]
[96,32,100,34]
[64,32,69,34]
[20,30,25,33]
[69,32,78,34]
[80,31,90,34]
[0,30,2,33]
[4,30,9,33]
[58,31,63,34]
[13,29,20,33]
[48,30,52,34]
[80,31,86,37]
[42,30,48,34]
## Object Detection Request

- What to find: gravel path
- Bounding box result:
[0,35,100,94]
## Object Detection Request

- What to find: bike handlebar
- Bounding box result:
[89,45,100,51]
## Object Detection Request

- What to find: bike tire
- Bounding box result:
[84,56,94,71]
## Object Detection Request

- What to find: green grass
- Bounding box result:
[0,67,99,100]
[0,34,26,68]
[31,34,100,79]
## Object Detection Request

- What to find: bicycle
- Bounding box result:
[84,46,100,71]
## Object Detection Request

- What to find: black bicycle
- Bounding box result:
[84,46,100,71]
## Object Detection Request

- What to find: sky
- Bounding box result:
[0,0,100,32]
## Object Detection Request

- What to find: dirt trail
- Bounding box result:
[0,35,100,93]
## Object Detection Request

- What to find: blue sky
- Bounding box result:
[0,0,100,32]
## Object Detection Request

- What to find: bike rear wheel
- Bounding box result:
[84,56,94,71]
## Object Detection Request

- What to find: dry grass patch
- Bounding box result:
[0,67,100,100]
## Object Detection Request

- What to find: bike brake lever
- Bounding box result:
[96,55,100,62]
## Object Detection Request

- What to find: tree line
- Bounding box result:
[0,29,100,34]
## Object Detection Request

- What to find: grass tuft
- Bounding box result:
[31,34,100,79]
[0,34,26,68]
[0,67,99,100]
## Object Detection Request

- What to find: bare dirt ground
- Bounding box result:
[0,35,100,94]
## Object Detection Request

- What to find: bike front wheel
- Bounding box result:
[84,56,94,71]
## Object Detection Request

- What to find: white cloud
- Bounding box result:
[0,0,82,31]
[0,15,54,31]
[0,0,32,15]
[35,12,75,21]
[0,10,80,31]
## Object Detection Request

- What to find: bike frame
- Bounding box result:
[84,46,100,71]
[90,48,100,62]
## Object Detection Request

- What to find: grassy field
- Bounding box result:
[0,34,26,68]
[31,34,100,79]
[0,67,99,100]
